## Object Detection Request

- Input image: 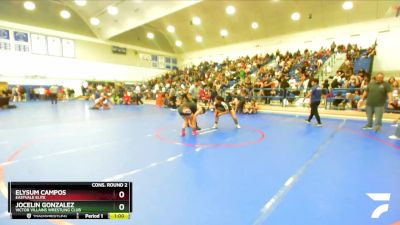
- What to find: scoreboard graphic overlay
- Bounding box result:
[8,182,132,220]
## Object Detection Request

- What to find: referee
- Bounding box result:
[305,78,323,126]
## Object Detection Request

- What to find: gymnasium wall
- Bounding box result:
[180,17,400,77]
[0,51,167,84]
[75,39,153,68]
[0,20,171,94]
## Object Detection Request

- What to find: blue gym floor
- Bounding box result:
[0,101,399,225]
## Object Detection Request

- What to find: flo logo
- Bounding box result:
[366,193,391,219]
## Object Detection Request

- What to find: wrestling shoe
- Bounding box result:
[374,125,381,132]
[362,125,373,130]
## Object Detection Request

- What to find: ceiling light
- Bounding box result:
[195,35,203,43]
[23,1,36,11]
[251,22,259,29]
[226,5,236,15]
[147,32,154,39]
[220,29,228,37]
[291,12,301,21]
[107,6,119,15]
[90,17,100,26]
[192,17,201,25]
[60,10,71,19]
[74,0,87,6]
[167,25,175,33]
[342,1,353,10]
[175,40,182,47]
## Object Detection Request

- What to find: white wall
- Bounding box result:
[0,19,171,95]
[372,26,400,77]
[0,19,174,57]
[180,17,400,76]
[0,51,167,95]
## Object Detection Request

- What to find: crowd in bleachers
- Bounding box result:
[142,42,388,113]
[82,82,145,105]
[143,46,335,112]
[2,41,392,114]
[1,85,75,103]
[77,41,391,113]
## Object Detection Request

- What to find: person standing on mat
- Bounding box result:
[178,94,199,136]
[361,73,393,132]
[212,96,240,129]
[49,84,59,104]
[389,117,400,140]
[305,78,323,126]
[180,93,207,135]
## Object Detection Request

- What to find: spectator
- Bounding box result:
[392,81,399,101]
[361,73,393,132]
[155,91,164,107]
[123,91,131,105]
[333,91,346,110]
[367,44,377,57]
[39,86,46,100]
[12,86,17,102]
[49,85,59,104]
[330,41,336,53]
[244,100,258,114]
[189,80,201,102]
[389,117,400,140]
[279,76,290,106]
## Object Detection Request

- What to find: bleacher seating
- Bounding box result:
[354,56,373,74]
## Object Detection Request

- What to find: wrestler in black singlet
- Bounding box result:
[178,101,197,116]
[214,101,231,112]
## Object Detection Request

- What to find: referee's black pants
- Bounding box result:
[308,101,321,124]
[50,93,57,104]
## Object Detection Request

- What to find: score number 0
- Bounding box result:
[118,191,126,211]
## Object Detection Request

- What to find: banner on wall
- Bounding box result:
[139,53,176,69]
[13,31,30,52]
[13,31,29,42]
[139,53,151,61]
[0,28,11,51]
[31,33,47,55]
[0,29,10,40]
[0,29,76,57]
[164,57,177,69]
[47,36,62,56]
[62,39,75,58]
[158,56,165,68]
